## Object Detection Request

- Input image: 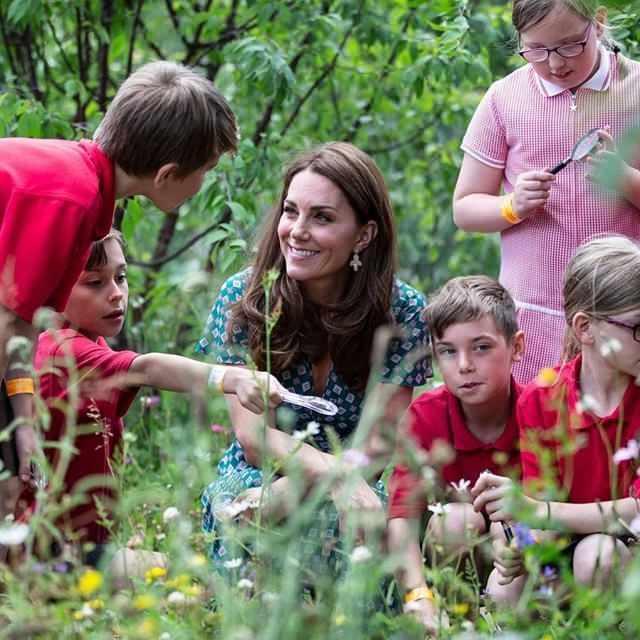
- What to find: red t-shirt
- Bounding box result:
[0,138,115,322]
[388,380,522,519]
[31,328,138,543]
[518,355,640,503]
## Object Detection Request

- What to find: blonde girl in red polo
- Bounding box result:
[453,0,640,383]
[472,235,640,598]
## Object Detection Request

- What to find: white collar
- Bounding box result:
[536,46,612,97]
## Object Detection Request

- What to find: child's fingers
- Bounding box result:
[470,472,504,497]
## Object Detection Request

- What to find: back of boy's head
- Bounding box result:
[86,229,125,271]
[563,235,640,357]
[425,275,519,342]
[94,61,238,178]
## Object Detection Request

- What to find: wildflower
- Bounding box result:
[262,591,278,603]
[350,545,372,563]
[537,367,558,386]
[343,449,370,469]
[77,569,103,597]
[162,507,180,523]
[223,558,243,570]
[452,602,470,616]
[73,602,95,620]
[188,553,207,568]
[166,574,191,590]
[168,590,187,606]
[538,585,554,598]
[613,440,640,465]
[542,565,557,581]
[513,523,536,549]
[140,394,161,409]
[0,522,29,546]
[210,423,227,433]
[237,578,254,590]
[293,421,321,441]
[144,566,167,583]
[430,440,455,465]
[133,593,157,610]
[450,479,471,494]
[428,503,449,516]
[600,337,622,357]
[334,613,346,626]
[137,619,158,637]
[160,634,171,640]
[127,531,145,548]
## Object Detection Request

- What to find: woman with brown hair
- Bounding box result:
[197,142,430,569]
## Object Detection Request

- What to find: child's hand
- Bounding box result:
[470,472,517,521]
[15,424,40,487]
[403,597,449,637]
[586,127,632,185]
[492,537,525,586]
[513,170,554,218]
[228,369,286,414]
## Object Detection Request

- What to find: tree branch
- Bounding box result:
[97,0,114,111]
[279,1,362,138]
[126,0,144,77]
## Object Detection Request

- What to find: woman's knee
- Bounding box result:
[572,534,631,587]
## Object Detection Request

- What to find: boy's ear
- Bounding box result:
[153,163,180,187]
[354,220,378,252]
[510,330,525,362]
[571,312,594,345]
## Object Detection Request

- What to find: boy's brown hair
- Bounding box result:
[86,229,125,271]
[94,61,238,178]
[425,275,519,342]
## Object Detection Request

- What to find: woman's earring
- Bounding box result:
[349,251,362,272]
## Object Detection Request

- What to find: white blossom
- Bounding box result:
[162,507,180,523]
[223,558,243,570]
[428,503,449,517]
[167,591,187,605]
[613,440,640,465]
[237,578,254,590]
[450,479,471,494]
[343,449,371,469]
[0,523,29,546]
[350,545,372,563]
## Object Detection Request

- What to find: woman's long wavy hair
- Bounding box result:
[230,142,397,392]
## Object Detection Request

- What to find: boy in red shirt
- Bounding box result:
[28,229,285,570]
[0,61,237,491]
[387,275,524,634]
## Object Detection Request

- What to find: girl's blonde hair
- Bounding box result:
[563,235,640,359]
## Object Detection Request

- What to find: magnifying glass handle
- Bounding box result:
[550,158,570,174]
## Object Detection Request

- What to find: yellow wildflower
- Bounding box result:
[166,573,191,590]
[452,602,470,616]
[188,553,207,568]
[537,368,558,387]
[137,619,158,637]
[77,569,103,598]
[334,613,346,626]
[133,593,158,610]
[89,598,104,610]
[144,566,167,583]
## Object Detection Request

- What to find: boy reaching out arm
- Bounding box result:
[387,276,526,631]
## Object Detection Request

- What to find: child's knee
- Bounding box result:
[425,503,486,550]
[485,568,526,606]
[572,534,630,587]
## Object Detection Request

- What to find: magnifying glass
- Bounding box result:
[280,388,338,416]
[550,128,601,174]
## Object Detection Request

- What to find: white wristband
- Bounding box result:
[208,365,226,393]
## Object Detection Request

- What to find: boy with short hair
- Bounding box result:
[0,60,237,486]
[387,275,524,633]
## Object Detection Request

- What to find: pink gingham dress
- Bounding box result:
[461,51,640,383]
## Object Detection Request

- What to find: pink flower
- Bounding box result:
[141,395,161,409]
[613,440,640,465]
[343,449,370,469]
[210,423,227,433]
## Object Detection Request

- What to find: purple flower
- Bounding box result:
[141,395,161,409]
[210,423,227,433]
[513,523,536,549]
[542,565,557,580]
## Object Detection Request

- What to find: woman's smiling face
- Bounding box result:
[277,169,375,304]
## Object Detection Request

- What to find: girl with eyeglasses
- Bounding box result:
[453,0,640,384]
[471,234,640,601]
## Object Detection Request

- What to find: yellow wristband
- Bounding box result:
[5,377,35,396]
[404,586,434,604]
[207,366,226,394]
[500,194,522,225]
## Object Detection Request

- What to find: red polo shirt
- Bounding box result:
[388,380,522,519]
[518,355,640,503]
[30,328,139,543]
[0,138,115,322]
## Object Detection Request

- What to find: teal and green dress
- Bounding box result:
[197,270,430,566]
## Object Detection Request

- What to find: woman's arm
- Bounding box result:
[453,154,554,232]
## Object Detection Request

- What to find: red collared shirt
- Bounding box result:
[29,328,139,543]
[388,380,522,519]
[519,355,640,502]
[0,138,115,321]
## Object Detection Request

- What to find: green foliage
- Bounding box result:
[2,1,640,638]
